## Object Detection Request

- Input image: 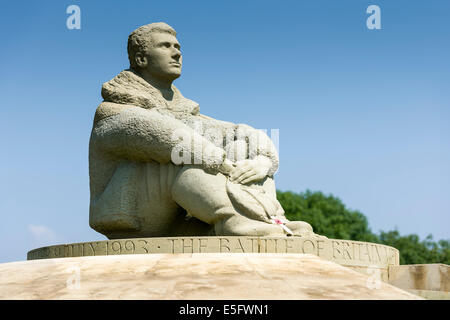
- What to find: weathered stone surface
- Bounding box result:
[0,253,421,300]
[346,265,390,282]
[406,290,450,300]
[388,263,450,292]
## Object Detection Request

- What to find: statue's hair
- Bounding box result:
[127,22,177,70]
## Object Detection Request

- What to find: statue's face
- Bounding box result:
[138,32,182,81]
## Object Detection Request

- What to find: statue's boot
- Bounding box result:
[284,220,327,239]
[285,221,314,236]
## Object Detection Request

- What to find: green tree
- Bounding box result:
[277,190,378,242]
[277,189,450,265]
[379,231,450,265]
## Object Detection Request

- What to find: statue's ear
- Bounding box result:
[134,52,148,68]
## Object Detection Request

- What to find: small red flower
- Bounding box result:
[273,219,283,225]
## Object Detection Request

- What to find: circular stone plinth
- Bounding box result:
[27,236,399,270]
[1,253,419,300]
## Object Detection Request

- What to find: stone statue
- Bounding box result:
[89,22,317,239]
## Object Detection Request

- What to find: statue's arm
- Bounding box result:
[91,107,226,173]
[236,124,279,176]
[196,114,279,176]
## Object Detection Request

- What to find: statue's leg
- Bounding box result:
[137,162,211,237]
[171,166,288,236]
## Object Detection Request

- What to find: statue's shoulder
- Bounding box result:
[197,113,237,129]
[93,101,135,124]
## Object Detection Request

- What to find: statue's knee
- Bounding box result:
[171,166,232,224]
[171,166,203,200]
[172,166,227,200]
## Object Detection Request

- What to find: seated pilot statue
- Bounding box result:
[89,22,317,239]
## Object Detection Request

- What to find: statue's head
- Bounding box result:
[127,22,181,83]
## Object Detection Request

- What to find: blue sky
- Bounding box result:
[0,0,449,262]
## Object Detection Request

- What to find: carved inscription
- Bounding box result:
[343,241,353,259]
[138,239,150,253]
[26,237,400,268]
[199,238,208,253]
[220,238,230,252]
[124,240,135,254]
[327,240,399,264]
[302,239,316,254]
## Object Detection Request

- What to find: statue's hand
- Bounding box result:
[230,156,272,184]
[219,158,235,176]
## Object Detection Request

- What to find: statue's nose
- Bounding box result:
[172,47,181,61]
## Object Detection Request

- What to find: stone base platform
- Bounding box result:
[27,236,400,281]
[0,253,420,299]
[388,264,450,300]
